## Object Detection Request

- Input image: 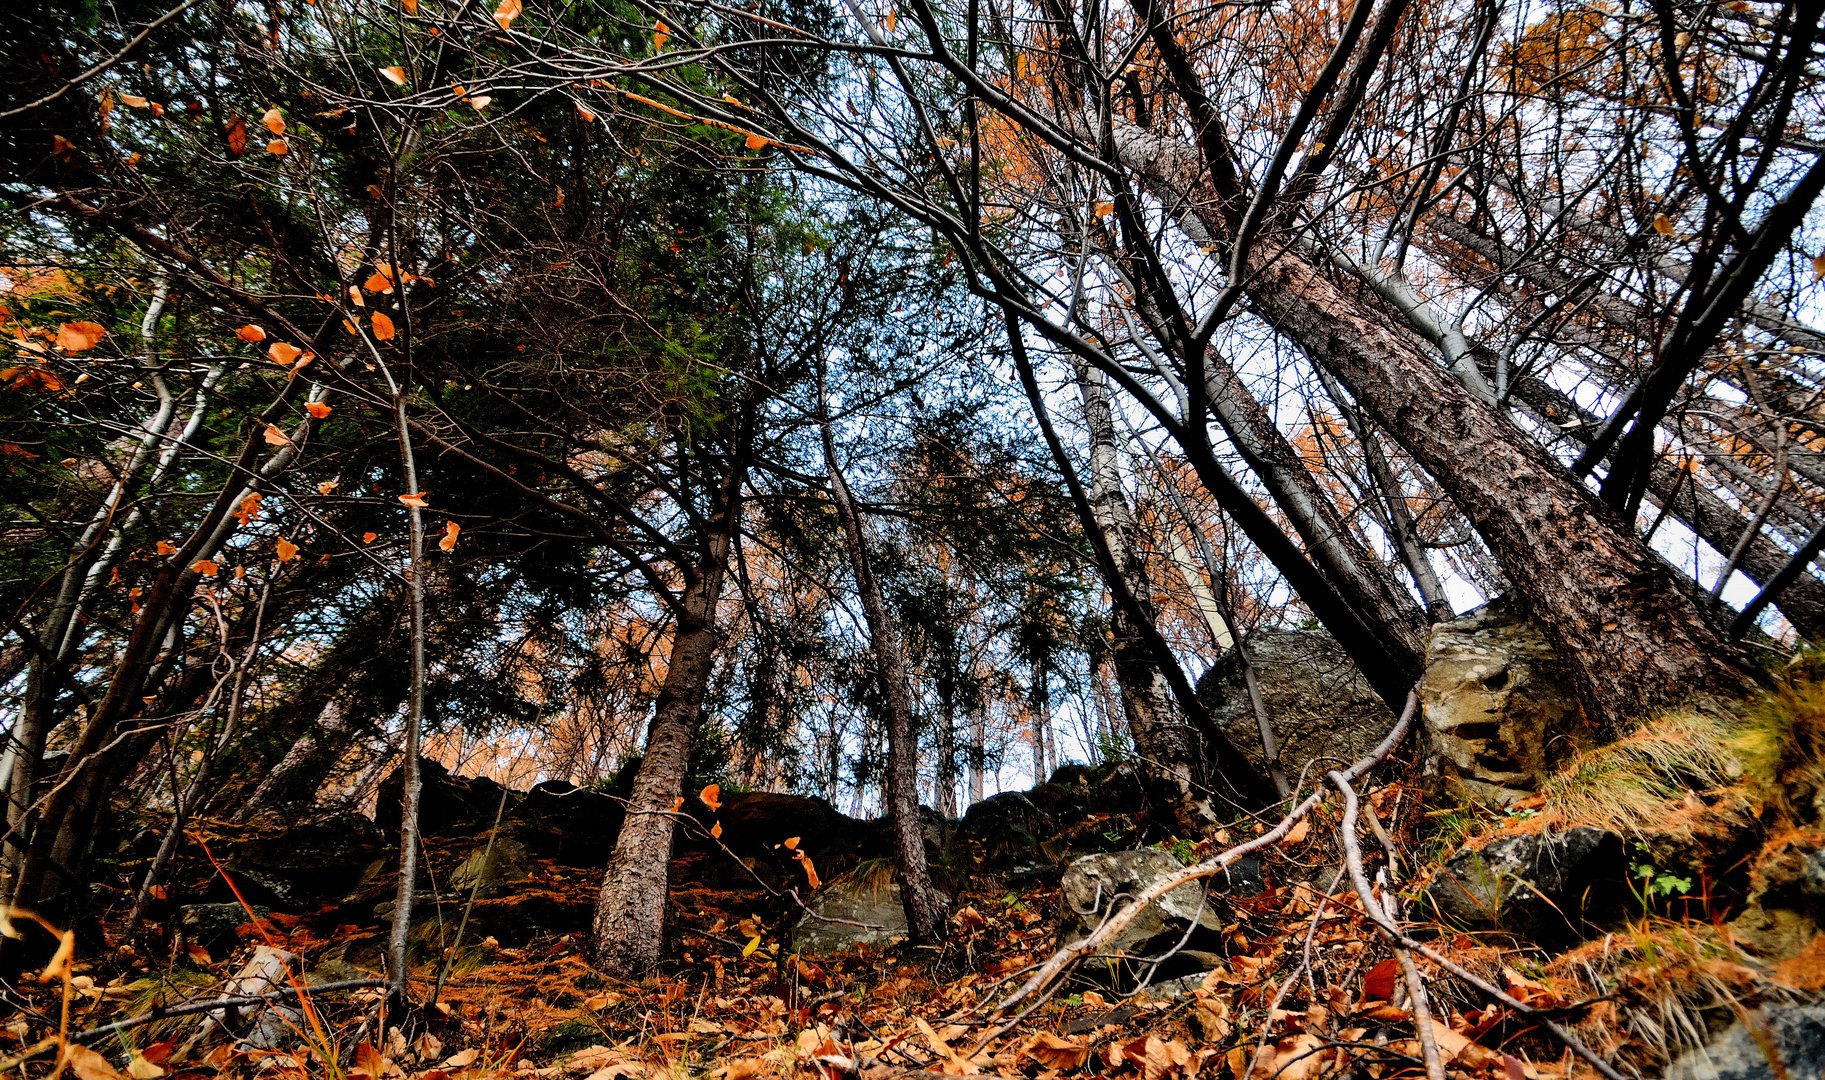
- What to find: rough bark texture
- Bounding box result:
[1077,364,1214,827]
[591,448,749,977]
[1246,252,1744,728]
[821,419,947,946]
[1106,118,1748,727]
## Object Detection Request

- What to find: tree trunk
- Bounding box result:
[1107,119,1749,726]
[1076,363,1215,827]
[1247,251,1746,727]
[590,440,750,977]
[820,403,946,946]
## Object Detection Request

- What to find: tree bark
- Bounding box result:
[590,432,751,977]
[820,398,946,946]
[1075,362,1216,827]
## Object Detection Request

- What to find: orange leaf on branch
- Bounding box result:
[438,520,460,551]
[267,341,303,365]
[371,311,396,340]
[306,401,332,419]
[276,537,299,562]
[56,321,105,352]
[494,0,522,29]
[236,324,266,342]
[399,492,429,508]
[699,782,722,811]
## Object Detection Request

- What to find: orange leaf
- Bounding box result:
[193,559,218,577]
[362,531,378,544]
[711,821,723,839]
[884,9,897,31]
[318,480,338,495]
[438,520,460,551]
[266,139,288,156]
[225,115,247,156]
[56,321,105,352]
[262,423,292,447]
[364,265,396,293]
[653,19,670,48]
[122,94,149,108]
[745,131,768,151]
[1652,213,1674,236]
[267,341,303,365]
[1362,958,1400,1002]
[494,0,521,29]
[399,492,429,508]
[306,401,332,419]
[379,65,408,86]
[261,107,285,135]
[236,324,266,343]
[155,540,177,555]
[371,311,396,340]
[783,836,799,850]
[402,0,419,10]
[799,853,820,890]
[276,537,299,562]
[670,796,685,813]
[700,783,722,811]
[575,101,597,122]
[348,284,366,307]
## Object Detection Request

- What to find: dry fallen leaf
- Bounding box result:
[63,1045,125,1080]
[1025,1033,1089,1071]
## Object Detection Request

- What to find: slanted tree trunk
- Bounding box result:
[1107,120,1749,727]
[1248,251,1746,727]
[1075,362,1216,827]
[819,396,946,946]
[591,430,752,977]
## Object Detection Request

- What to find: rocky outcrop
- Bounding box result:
[793,873,948,956]
[1662,1003,1825,1080]
[1058,850,1230,985]
[1418,597,1585,802]
[1195,630,1389,781]
[222,813,383,907]
[1426,827,1626,944]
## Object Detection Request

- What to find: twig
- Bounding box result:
[55,979,384,1047]
[1326,775,1627,1080]
[1330,772,1444,1080]
[990,688,1420,1019]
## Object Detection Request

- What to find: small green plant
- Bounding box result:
[1630,860,1694,904]
[1159,837,1197,866]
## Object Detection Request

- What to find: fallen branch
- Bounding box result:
[71,978,385,1044]
[1327,775,1626,1080]
[1330,773,1444,1080]
[990,688,1420,1018]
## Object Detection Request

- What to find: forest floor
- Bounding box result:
[6,705,1825,1080]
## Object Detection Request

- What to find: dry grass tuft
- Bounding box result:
[1536,705,1740,836]
[1548,921,1803,1076]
